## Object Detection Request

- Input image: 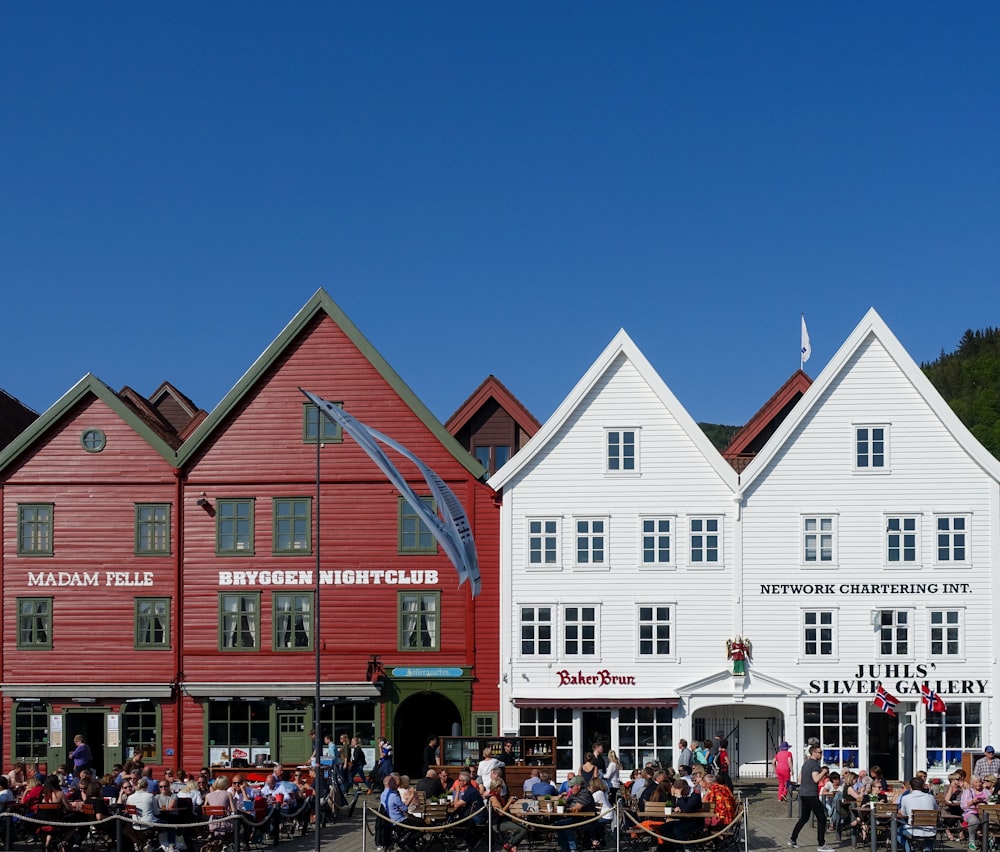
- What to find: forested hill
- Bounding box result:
[698,326,1000,459]
[923,327,1000,459]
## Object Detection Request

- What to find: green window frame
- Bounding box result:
[135,504,171,555]
[473,712,498,737]
[220,593,261,651]
[13,701,50,760]
[207,699,271,752]
[123,701,161,761]
[316,701,376,746]
[273,592,314,650]
[135,597,170,649]
[398,496,437,554]
[80,428,106,453]
[17,597,52,649]
[18,504,53,556]
[303,402,343,444]
[398,591,440,650]
[273,498,311,554]
[217,498,255,555]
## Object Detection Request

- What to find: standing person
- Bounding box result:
[377,738,393,781]
[676,740,693,771]
[70,734,93,774]
[497,741,518,767]
[592,743,608,774]
[349,737,370,793]
[788,744,833,852]
[603,750,621,804]
[716,738,733,791]
[422,736,439,776]
[476,746,502,792]
[774,741,794,802]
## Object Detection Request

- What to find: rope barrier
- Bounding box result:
[619,803,746,846]
[365,802,489,833]
[0,808,278,831]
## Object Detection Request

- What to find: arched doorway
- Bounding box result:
[394,692,461,776]
[692,704,784,779]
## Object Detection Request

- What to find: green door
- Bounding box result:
[277,711,310,766]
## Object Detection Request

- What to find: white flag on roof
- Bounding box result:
[800,314,812,366]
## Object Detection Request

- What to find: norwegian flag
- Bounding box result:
[921,682,947,714]
[874,682,899,716]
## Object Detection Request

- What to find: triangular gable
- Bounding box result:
[445,374,541,438]
[677,667,801,697]
[0,374,181,471]
[739,308,1000,489]
[489,329,738,491]
[722,370,812,472]
[0,388,38,449]
[176,288,485,477]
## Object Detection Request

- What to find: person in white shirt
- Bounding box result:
[476,747,502,792]
[897,777,937,852]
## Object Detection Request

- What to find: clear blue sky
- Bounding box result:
[3,3,999,428]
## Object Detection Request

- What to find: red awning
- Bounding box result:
[512,698,679,709]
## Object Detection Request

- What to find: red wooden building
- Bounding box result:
[0,290,499,777]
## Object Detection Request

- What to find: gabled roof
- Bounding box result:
[176,288,485,477]
[738,308,1000,489]
[722,370,812,472]
[0,374,181,471]
[445,374,541,437]
[0,388,37,450]
[489,329,739,491]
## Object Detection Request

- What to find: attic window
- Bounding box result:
[81,429,106,453]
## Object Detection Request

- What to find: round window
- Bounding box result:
[81,428,107,453]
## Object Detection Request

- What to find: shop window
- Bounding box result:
[219,593,260,650]
[803,701,859,770]
[303,402,343,444]
[273,592,313,650]
[217,499,254,555]
[926,701,980,772]
[518,707,574,771]
[123,701,160,761]
[316,701,376,746]
[398,592,439,650]
[273,498,311,554]
[18,597,52,649]
[135,598,170,649]
[135,504,170,555]
[18,504,53,556]
[13,701,50,761]
[399,497,436,554]
[207,699,271,762]
[618,707,673,772]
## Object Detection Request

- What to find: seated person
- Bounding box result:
[380,776,424,851]
[554,776,594,852]
[415,769,444,800]
[451,772,488,850]
[897,777,937,852]
[486,780,528,852]
[656,779,704,847]
[531,771,557,798]
[699,774,736,829]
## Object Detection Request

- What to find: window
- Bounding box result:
[803,610,836,657]
[220,593,260,650]
[274,592,313,650]
[399,592,439,650]
[803,702,859,770]
[618,708,673,772]
[473,713,498,737]
[80,428,106,452]
[135,598,170,648]
[18,504,53,556]
[528,519,560,566]
[520,606,553,656]
[607,430,637,472]
[936,515,968,563]
[123,701,160,761]
[399,497,437,554]
[876,609,910,656]
[926,702,980,772]
[575,518,606,566]
[519,707,574,771]
[855,425,888,470]
[929,609,962,657]
[207,699,271,753]
[689,517,720,564]
[135,504,170,555]
[475,445,511,476]
[563,606,597,656]
[637,605,671,656]
[17,598,51,649]
[803,516,835,563]
[303,402,343,443]
[641,518,673,567]
[886,516,918,564]
[316,700,377,748]
[217,499,254,555]
[13,701,50,760]
[273,498,311,554]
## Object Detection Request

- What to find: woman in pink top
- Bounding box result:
[773,741,794,802]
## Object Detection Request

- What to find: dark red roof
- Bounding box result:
[723,370,812,472]
[445,374,541,437]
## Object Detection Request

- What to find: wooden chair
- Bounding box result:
[906,810,941,852]
[124,804,160,852]
[423,802,450,823]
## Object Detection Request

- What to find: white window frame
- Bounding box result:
[518,605,554,657]
[928,608,964,659]
[527,517,561,569]
[875,608,913,658]
[885,515,920,567]
[639,516,675,569]
[688,516,722,567]
[854,423,889,472]
[934,514,969,566]
[802,609,838,659]
[636,604,673,658]
[802,515,837,565]
[563,605,598,657]
[606,428,639,474]
[574,517,608,569]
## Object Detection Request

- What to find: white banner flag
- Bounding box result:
[801,314,811,366]
[301,389,481,596]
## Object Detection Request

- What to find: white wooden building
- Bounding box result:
[490,311,1000,779]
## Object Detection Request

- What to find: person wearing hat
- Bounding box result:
[774,741,794,803]
[973,746,1000,779]
[554,776,595,852]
